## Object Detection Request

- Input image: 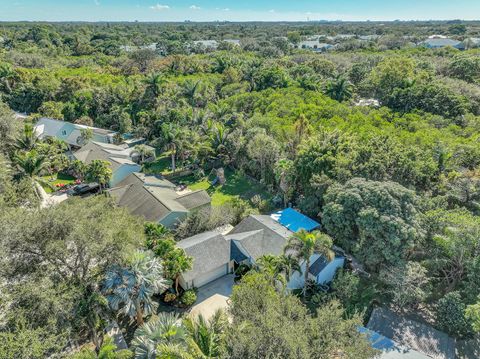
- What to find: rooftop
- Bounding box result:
[270,207,321,233]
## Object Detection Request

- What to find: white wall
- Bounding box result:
[316,257,345,285]
[110,164,142,187]
[286,254,345,290]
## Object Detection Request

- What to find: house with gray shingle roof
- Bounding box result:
[73,141,142,187]
[178,208,345,290]
[178,231,231,289]
[107,172,211,229]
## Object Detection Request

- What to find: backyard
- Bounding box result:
[41,173,76,193]
[176,168,272,208]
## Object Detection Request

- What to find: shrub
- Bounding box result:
[436,292,472,338]
[164,292,177,303]
[180,290,197,307]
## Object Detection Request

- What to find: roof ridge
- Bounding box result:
[175,189,206,199]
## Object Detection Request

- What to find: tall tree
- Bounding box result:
[14,150,50,200]
[132,312,185,359]
[103,250,169,326]
[325,76,354,102]
[284,230,334,298]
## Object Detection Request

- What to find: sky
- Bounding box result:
[1,0,480,22]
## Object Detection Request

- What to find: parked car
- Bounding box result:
[67,183,100,197]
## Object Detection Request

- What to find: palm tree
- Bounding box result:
[14,150,51,200]
[284,230,334,298]
[325,76,354,102]
[277,254,301,283]
[183,310,227,359]
[164,247,193,295]
[256,255,286,288]
[14,123,39,151]
[159,123,183,173]
[103,251,170,326]
[144,72,167,99]
[134,144,155,164]
[132,312,186,359]
[0,62,16,93]
[85,159,112,189]
[181,79,201,110]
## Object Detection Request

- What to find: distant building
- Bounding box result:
[465,37,480,49]
[192,40,219,50]
[34,117,116,148]
[297,40,334,52]
[420,38,465,50]
[222,39,241,46]
[358,35,381,41]
[119,43,157,52]
[428,34,448,39]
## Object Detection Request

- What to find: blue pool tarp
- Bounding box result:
[270,208,321,232]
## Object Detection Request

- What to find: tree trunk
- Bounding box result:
[175,276,180,295]
[303,257,310,299]
[135,304,144,326]
[171,145,176,173]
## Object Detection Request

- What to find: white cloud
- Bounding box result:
[268,9,276,13]
[94,0,100,5]
[216,7,230,11]
[189,5,201,10]
[150,4,170,11]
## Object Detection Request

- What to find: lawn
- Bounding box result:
[176,168,272,208]
[41,173,76,193]
[143,152,173,175]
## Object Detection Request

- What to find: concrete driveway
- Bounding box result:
[189,274,234,320]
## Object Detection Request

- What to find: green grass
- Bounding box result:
[41,173,76,193]
[143,153,173,175]
[177,168,272,207]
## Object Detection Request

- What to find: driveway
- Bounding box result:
[38,184,68,208]
[189,274,234,320]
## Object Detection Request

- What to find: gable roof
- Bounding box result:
[73,141,137,171]
[226,215,293,259]
[177,231,230,282]
[108,172,211,223]
[34,117,116,146]
[367,307,456,359]
[270,208,321,232]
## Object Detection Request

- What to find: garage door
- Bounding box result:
[194,264,228,288]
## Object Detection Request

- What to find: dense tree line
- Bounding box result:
[0,21,480,357]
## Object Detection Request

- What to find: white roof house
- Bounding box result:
[34,118,116,148]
